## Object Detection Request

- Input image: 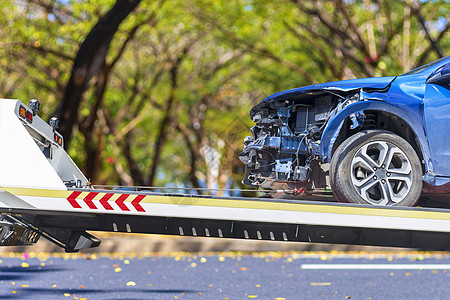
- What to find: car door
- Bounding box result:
[423,62,450,176]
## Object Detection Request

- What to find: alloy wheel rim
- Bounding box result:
[350,140,412,206]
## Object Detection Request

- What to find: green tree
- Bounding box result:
[0,0,448,190]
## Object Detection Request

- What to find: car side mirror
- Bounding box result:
[427,62,450,85]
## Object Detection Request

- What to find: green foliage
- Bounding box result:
[0,0,449,188]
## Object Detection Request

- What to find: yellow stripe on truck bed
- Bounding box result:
[2,186,450,221]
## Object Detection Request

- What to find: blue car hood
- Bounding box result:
[250,76,397,117]
[262,76,397,102]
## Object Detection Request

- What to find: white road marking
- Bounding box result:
[301,264,450,270]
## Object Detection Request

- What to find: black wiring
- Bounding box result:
[292,134,308,167]
[324,90,346,100]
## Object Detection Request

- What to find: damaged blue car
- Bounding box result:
[240,56,450,206]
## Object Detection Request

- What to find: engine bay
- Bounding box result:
[240,91,360,193]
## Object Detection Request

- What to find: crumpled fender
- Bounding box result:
[319,99,433,174]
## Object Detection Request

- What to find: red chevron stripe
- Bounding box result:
[67,191,82,208]
[131,195,145,212]
[99,193,114,210]
[84,192,98,209]
[116,194,130,211]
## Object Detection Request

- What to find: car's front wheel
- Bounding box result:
[330,130,422,206]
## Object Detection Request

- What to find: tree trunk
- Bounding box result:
[147,64,179,186]
[147,45,192,185]
[54,0,141,145]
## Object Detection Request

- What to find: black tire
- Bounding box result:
[330,129,422,206]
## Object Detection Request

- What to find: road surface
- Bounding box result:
[0,251,448,299]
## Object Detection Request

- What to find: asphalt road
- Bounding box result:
[0,252,449,299]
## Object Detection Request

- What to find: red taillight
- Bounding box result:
[26,111,33,123]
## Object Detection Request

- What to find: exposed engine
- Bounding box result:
[240,91,360,193]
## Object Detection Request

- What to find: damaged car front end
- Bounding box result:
[240,82,384,192]
[240,56,450,206]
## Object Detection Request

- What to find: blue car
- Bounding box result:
[240,56,450,206]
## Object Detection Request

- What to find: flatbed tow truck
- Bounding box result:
[0,99,449,252]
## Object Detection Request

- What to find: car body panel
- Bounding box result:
[423,82,450,176]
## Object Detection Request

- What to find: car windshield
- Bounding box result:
[401,56,450,76]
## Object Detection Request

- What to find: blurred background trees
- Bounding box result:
[0,0,449,191]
